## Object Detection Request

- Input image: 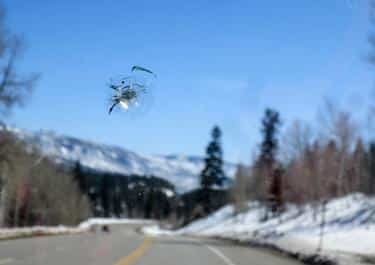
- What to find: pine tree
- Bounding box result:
[257,108,281,193]
[259,108,281,168]
[365,142,375,195]
[200,126,225,189]
[257,108,281,219]
[73,161,87,194]
[112,180,122,218]
[100,176,111,217]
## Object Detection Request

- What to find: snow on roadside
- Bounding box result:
[0,226,85,240]
[142,225,175,236]
[78,218,154,229]
[0,218,153,240]
[143,193,375,265]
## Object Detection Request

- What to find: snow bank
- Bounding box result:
[78,218,154,229]
[0,226,85,240]
[142,225,175,236]
[0,218,154,240]
[144,193,375,265]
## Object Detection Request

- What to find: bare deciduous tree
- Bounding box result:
[231,164,249,214]
[319,100,357,197]
[0,10,38,115]
[2,139,91,227]
[350,139,366,193]
[281,120,312,163]
[0,4,38,226]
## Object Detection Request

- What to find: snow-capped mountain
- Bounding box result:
[11,128,236,192]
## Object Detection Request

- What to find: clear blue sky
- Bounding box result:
[3,0,374,162]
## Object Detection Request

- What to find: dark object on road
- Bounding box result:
[102,225,110,233]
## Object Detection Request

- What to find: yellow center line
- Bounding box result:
[114,237,153,265]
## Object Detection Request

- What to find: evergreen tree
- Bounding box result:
[257,108,281,219]
[73,161,87,194]
[112,180,122,217]
[259,108,281,168]
[100,176,111,217]
[365,142,375,195]
[200,126,225,189]
[144,188,154,219]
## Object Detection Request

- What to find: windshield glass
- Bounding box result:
[0,1,374,265]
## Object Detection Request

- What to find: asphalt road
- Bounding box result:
[0,224,302,265]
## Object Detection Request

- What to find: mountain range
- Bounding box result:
[10,128,236,192]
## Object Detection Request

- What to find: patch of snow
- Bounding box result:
[142,225,174,236]
[0,218,154,240]
[143,193,375,265]
[162,188,175,198]
[78,218,154,229]
[0,226,85,240]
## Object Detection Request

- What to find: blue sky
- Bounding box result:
[3,0,374,162]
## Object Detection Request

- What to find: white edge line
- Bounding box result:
[205,244,236,265]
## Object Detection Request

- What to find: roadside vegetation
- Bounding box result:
[0,5,90,228]
[231,101,375,217]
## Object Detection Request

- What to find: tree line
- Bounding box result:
[0,122,229,228]
[73,162,176,220]
[232,102,375,218]
[71,125,230,227]
[0,130,91,227]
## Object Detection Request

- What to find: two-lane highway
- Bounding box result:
[0,224,302,265]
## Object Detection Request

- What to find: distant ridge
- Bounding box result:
[9,128,236,192]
